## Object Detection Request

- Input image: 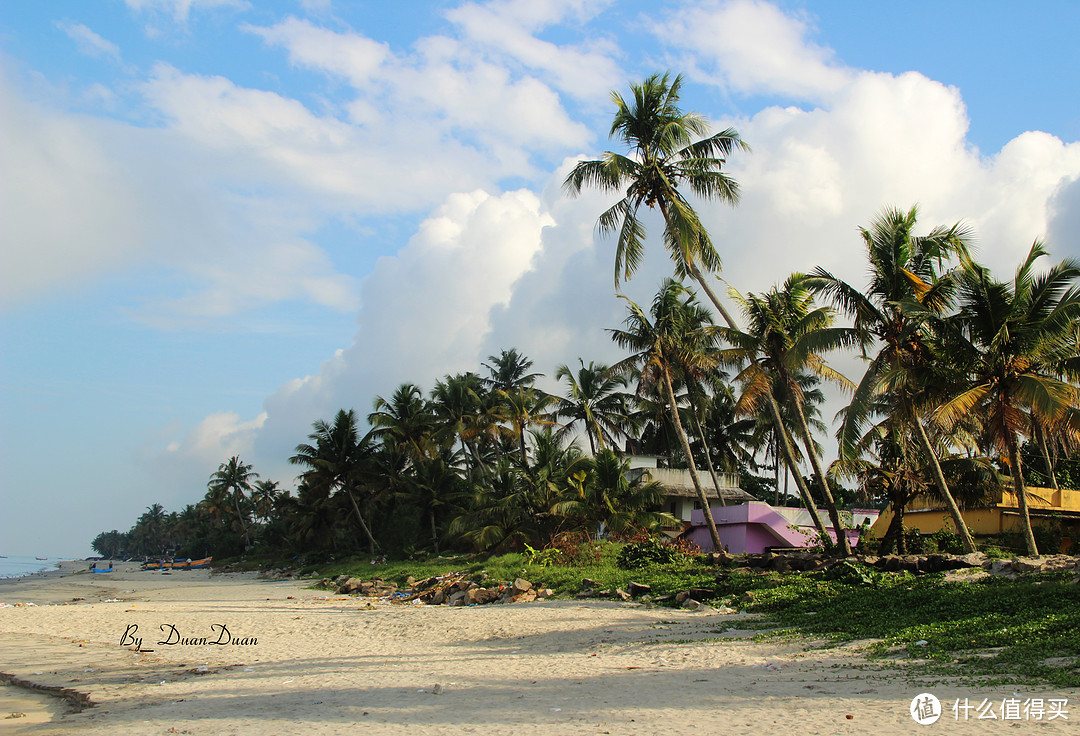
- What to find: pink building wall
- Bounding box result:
[683,502,867,553]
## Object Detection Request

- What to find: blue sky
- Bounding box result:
[2,0,1079,557]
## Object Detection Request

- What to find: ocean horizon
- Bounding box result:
[0,555,64,580]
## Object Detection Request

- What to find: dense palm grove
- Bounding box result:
[93,74,1080,563]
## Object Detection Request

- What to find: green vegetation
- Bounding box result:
[94,72,1078,596]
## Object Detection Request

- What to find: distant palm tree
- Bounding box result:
[291,410,379,554]
[936,242,1080,555]
[208,456,257,551]
[252,479,281,523]
[721,277,856,553]
[610,279,724,550]
[803,205,977,552]
[553,449,674,535]
[564,72,749,327]
[552,360,633,455]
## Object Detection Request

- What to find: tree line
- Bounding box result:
[92,73,1079,562]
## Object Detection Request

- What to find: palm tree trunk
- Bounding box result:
[232,491,250,551]
[662,371,723,551]
[345,488,379,555]
[879,497,905,556]
[788,393,851,555]
[1035,422,1060,491]
[430,508,440,555]
[1007,432,1040,556]
[688,263,739,330]
[689,405,727,507]
[765,392,832,548]
[911,415,977,553]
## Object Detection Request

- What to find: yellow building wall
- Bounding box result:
[869,486,1080,542]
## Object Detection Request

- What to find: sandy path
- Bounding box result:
[0,564,1073,735]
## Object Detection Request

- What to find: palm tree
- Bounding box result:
[803,205,978,552]
[369,383,435,463]
[290,410,380,554]
[252,479,281,523]
[720,277,856,554]
[609,278,724,550]
[551,360,633,454]
[564,72,749,328]
[553,449,675,535]
[936,242,1080,555]
[208,456,257,551]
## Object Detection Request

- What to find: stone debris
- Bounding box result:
[318,573,558,607]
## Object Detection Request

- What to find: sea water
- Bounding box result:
[0,555,61,579]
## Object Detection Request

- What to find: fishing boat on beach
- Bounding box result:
[142,557,212,570]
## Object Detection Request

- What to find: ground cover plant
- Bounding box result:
[304,549,1080,688]
[718,564,1080,687]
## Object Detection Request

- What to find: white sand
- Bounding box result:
[0,562,1073,735]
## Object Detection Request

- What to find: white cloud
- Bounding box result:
[57,22,123,64]
[444,0,621,100]
[654,0,851,102]
[245,17,592,152]
[0,67,360,318]
[124,0,251,24]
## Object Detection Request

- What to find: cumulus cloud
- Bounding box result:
[245,17,591,155]
[0,67,360,318]
[248,188,556,461]
[444,0,621,100]
[654,0,851,102]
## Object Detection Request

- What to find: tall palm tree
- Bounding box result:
[552,360,633,455]
[721,277,856,554]
[936,242,1080,555]
[290,410,380,554]
[564,72,749,328]
[609,278,724,550]
[208,456,257,551]
[803,205,978,552]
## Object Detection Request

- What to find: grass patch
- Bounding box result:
[284,548,1080,687]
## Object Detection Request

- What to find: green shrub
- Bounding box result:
[616,537,684,569]
[928,528,965,554]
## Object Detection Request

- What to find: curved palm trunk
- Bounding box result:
[688,263,739,330]
[765,392,832,548]
[232,491,251,551]
[1007,432,1040,556]
[662,370,723,551]
[788,394,851,555]
[345,488,379,555]
[1035,422,1060,491]
[911,415,977,553]
[689,404,727,507]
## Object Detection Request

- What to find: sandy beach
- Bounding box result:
[0,562,1073,735]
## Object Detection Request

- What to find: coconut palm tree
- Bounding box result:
[564,72,749,328]
[208,456,257,551]
[290,410,380,554]
[609,278,724,550]
[252,479,281,523]
[936,242,1080,555]
[720,277,857,554]
[553,449,675,535]
[551,360,633,455]
[802,205,978,552]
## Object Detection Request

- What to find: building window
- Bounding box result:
[693,501,701,510]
